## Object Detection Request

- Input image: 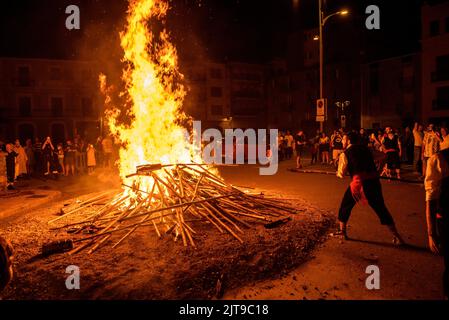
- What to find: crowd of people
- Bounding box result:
[0,135,115,190]
[277,122,449,179]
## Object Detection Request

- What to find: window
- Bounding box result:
[211,105,223,116]
[82,98,93,117]
[433,86,449,110]
[210,87,223,97]
[210,68,223,79]
[51,97,63,117]
[19,96,31,117]
[17,66,30,86]
[430,20,440,37]
[50,67,62,80]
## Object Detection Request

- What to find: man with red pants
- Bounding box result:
[335,132,404,245]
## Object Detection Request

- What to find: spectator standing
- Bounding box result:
[284,131,294,160]
[404,127,414,164]
[413,123,424,174]
[382,127,402,180]
[423,124,440,177]
[319,132,330,164]
[309,134,319,165]
[33,137,43,175]
[277,132,285,161]
[24,139,34,177]
[87,143,96,175]
[440,127,449,151]
[42,136,55,176]
[370,133,385,172]
[5,144,18,190]
[80,139,87,173]
[74,136,81,173]
[13,139,28,179]
[331,130,344,167]
[359,128,369,147]
[95,136,104,167]
[294,130,306,169]
[65,140,76,176]
[102,136,114,168]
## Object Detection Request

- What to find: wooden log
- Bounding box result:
[49,190,118,224]
[198,203,243,243]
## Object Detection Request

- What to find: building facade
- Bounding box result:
[0,57,101,144]
[361,53,421,129]
[183,61,232,131]
[421,1,449,125]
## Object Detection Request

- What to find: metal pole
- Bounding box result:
[318,0,324,132]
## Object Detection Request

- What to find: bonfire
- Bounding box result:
[47,0,297,254]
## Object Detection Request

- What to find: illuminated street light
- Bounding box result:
[318,0,349,132]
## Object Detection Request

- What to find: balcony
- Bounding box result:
[431,71,449,83]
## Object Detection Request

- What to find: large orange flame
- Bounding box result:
[100,0,202,191]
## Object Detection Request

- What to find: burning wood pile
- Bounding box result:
[48,164,297,254]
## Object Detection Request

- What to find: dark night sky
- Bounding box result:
[0,0,423,63]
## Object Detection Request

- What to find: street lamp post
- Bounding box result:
[317,0,348,132]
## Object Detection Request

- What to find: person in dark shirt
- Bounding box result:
[382,127,402,180]
[295,130,306,169]
[5,144,18,190]
[33,137,43,174]
[42,136,55,176]
[359,128,369,147]
[336,132,404,244]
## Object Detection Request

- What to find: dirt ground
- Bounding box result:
[1,190,334,300]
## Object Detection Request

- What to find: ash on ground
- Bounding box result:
[1,190,334,299]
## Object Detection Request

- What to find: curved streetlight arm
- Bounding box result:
[322,11,345,26]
